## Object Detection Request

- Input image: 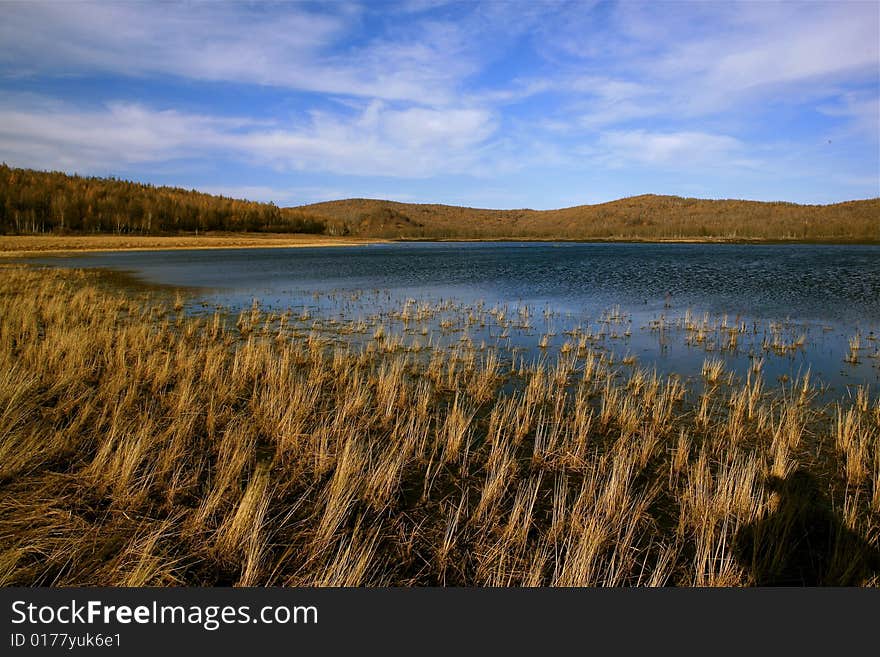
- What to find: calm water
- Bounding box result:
[29,242,880,397]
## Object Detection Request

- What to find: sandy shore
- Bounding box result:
[0,233,387,257]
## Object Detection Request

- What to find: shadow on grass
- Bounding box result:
[733,469,880,586]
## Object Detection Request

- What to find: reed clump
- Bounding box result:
[0,265,877,587]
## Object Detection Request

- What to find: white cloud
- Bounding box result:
[0,98,500,178]
[231,101,499,177]
[0,3,476,105]
[0,2,875,205]
[3,2,875,129]
[0,98,256,169]
[196,185,344,206]
[525,2,878,123]
[381,106,495,148]
[596,130,757,170]
[818,93,880,140]
[636,2,877,113]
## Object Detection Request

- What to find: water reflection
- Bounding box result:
[28,242,880,396]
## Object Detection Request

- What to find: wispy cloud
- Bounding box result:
[818,93,880,140]
[196,185,350,206]
[0,3,480,105]
[0,98,501,178]
[528,1,879,120]
[234,101,499,177]
[0,1,876,206]
[0,98,251,170]
[596,130,756,170]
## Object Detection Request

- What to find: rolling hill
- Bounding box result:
[2,165,877,242]
[285,195,880,241]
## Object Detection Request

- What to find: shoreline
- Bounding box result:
[2,233,879,257]
[0,234,389,257]
[395,236,880,246]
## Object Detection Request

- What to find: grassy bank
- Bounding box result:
[2,233,876,259]
[0,265,878,586]
[0,234,386,257]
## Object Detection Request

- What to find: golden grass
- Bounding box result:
[0,234,386,257]
[0,264,878,586]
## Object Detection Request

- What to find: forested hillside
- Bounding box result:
[0,165,324,234]
[2,165,877,241]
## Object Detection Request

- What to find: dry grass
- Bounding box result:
[0,234,385,257]
[0,264,878,587]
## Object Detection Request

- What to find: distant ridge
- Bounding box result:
[287,194,880,241]
[2,165,877,242]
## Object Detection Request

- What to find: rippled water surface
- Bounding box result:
[31,242,880,396]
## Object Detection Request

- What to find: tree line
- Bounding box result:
[0,165,325,235]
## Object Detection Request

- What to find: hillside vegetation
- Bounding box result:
[2,165,877,241]
[292,196,880,241]
[0,165,324,235]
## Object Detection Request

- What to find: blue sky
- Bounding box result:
[0,0,877,209]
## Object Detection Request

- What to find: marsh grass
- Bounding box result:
[0,265,878,587]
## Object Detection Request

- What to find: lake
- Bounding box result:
[28,242,880,397]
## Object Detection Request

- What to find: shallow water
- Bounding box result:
[29,242,880,397]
